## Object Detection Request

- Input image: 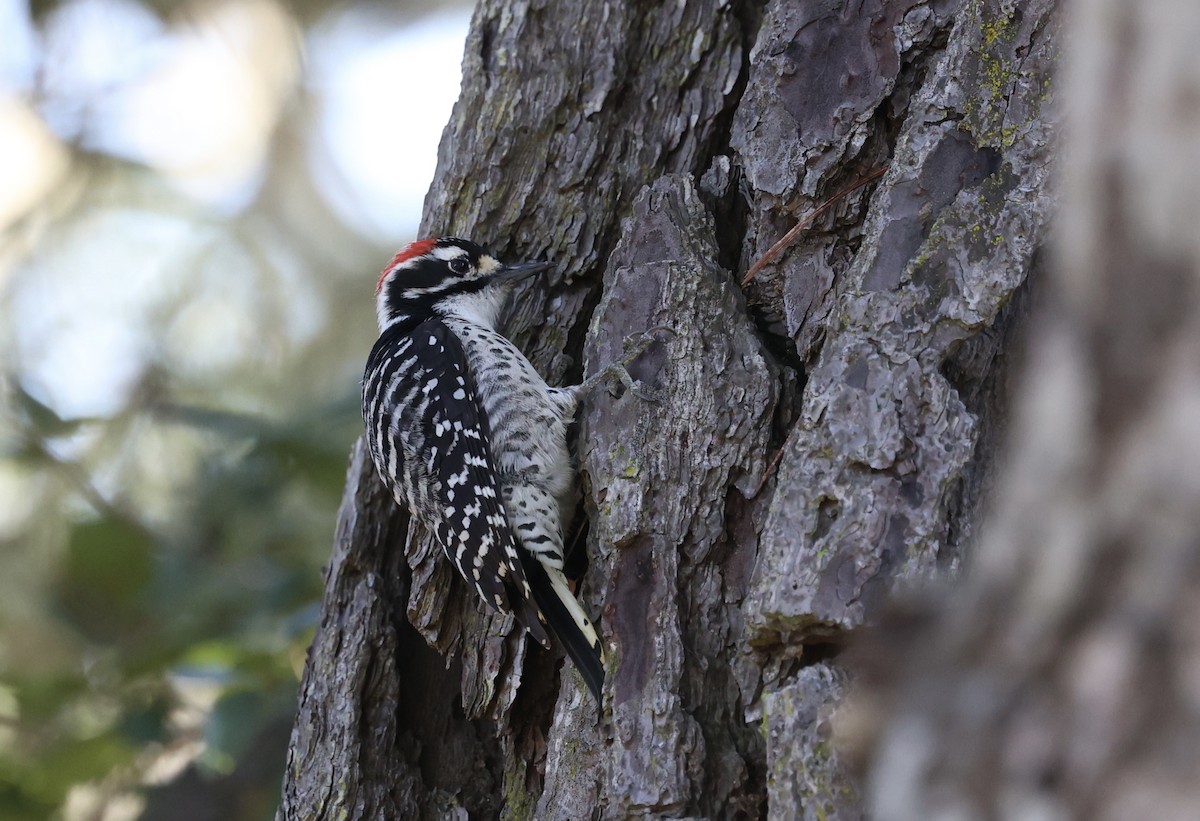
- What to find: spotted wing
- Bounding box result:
[403,319,549,646]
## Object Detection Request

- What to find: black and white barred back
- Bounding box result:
[361,237,604,702]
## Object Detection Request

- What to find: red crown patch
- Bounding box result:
[376,238,439,294]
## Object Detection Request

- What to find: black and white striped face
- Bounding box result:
[375,237,500,328]
[374,237,552,330]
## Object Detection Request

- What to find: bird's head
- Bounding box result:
[375,237,551,330]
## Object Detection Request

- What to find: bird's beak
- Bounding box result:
[494,260,553,283]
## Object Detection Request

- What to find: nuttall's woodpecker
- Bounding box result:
[362,237,651,704]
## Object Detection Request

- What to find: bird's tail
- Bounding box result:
[518,551,605,704]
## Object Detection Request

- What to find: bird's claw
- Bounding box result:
[608,362,665,403]
[621,326,674,359]
[580,327,671,403]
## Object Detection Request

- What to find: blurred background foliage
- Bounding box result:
[0,0,470,817]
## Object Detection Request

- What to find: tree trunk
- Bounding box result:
[278,0,1057,817]
[853,0,1200,817]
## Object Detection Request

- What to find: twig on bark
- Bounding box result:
[741,165,890,287]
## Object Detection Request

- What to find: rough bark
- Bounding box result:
[279,0,1058,818]
[853,0,1200,818]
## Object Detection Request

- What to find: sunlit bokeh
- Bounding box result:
[0,0,471,817]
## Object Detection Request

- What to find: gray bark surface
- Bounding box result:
[855,0,1200,817]
[279,0,1058,818]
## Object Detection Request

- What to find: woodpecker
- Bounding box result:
[362,237,640,704]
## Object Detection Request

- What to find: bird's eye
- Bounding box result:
[449,258,472,275]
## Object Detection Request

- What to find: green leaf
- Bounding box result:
[202,690,270,773]
[55,518,154,643]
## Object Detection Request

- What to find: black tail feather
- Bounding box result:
[518,552,604,705]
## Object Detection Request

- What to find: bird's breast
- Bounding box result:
[443,320,573,496]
